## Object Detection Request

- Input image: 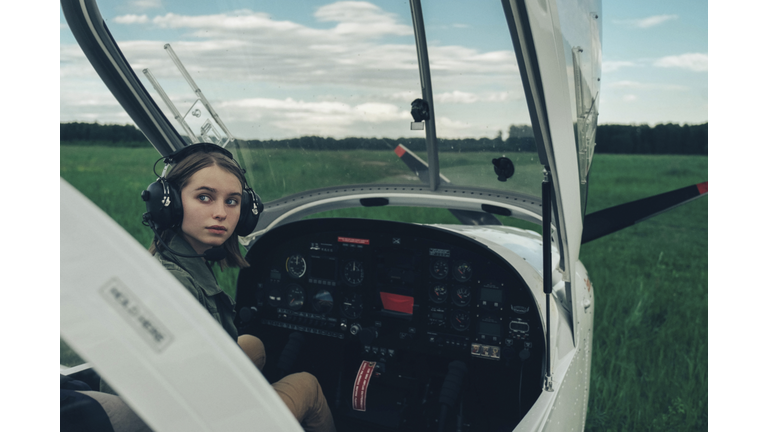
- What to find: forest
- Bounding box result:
[60,121,708,155]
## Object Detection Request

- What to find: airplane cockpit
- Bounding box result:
[61,0,603,430]
[236,217,547,430]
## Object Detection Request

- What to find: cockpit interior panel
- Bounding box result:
[235,218,545,431]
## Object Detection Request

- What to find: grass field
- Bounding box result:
[60,145,707,431]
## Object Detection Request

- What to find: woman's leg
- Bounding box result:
[237,334,267,371]
[272,372,336,432]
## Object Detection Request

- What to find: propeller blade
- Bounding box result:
[394,144,503,226]
[581,182,708,244]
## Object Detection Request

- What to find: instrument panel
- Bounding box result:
[235,218,542,363]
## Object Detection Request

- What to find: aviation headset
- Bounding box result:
[141,143,263,237]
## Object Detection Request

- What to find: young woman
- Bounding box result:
[146,143,336,432]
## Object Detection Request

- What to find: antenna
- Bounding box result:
[164,44,234,147]
[142,68,197,142]
[141,44,235,147]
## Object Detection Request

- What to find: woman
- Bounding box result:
[146,143,336,432]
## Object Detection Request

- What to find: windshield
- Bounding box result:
[61,0,540,203]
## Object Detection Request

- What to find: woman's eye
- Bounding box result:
[197,195,211,202]
[226,198,239,206]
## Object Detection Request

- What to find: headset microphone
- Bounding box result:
[143,213,227,261]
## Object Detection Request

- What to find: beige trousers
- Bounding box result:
[238,335,337,432]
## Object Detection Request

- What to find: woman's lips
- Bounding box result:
[206,226,227,235]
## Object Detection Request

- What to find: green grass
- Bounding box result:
[60,146,707,430]
[581,154,707,431]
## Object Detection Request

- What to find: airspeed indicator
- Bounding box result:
[286,254,307,278]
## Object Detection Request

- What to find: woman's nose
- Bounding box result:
[212,201,227,219]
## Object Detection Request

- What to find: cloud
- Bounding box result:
[218,97,410,136]
[622,95,637,102]
[618,14,678,28]
[435,91,479,104]
[114,15,149,24]
[606,80,688,91]
[654,53,708,72]
[603,60,635,73]
[314,1,413,37]
[106,5,519,91]
[433,90,521,104]
[128,0,162,10]
[61,1,528,139]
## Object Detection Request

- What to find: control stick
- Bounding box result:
[276,332,305,380]
[438,360,468,432]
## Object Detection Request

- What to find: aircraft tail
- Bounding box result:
[581,182,708,244]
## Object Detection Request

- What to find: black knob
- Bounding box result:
[238,306,258,323]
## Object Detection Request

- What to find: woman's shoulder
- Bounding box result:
[154,253,204,299]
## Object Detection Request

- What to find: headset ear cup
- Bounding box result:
[235,188,262,236]
[142,179,183,231]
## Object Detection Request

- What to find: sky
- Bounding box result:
[59,0,708,141]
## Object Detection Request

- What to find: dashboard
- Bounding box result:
[235,218,544,431]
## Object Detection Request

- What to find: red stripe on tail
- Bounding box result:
[394,145,406,158]
[696,182,708,195]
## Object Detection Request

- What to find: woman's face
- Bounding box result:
[179,164,242,255]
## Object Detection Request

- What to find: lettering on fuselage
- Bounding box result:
[99,278,174,353]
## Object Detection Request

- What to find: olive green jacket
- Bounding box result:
[154,234,239,341]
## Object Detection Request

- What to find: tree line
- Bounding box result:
[61,121,707,155]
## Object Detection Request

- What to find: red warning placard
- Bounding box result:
[380,292,414,315]
[352,361,376,411]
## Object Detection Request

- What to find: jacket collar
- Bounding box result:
[161,233,222,296]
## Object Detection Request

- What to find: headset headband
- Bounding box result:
[166,143,235,165]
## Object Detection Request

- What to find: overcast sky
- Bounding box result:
[59,0,707,140]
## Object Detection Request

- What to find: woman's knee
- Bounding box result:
[237,334,266,371]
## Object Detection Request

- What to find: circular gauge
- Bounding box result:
[341,293,364,319]
[267,287,283,308]
[343,260,365,286]
[286,284,305,311]
[452,286,472,307]
[429,284,448,304]
[285,254,307,279]
[450,310,471,332]
[430,259,449,279]
[313,289,334,314]
[452,261,473,282]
